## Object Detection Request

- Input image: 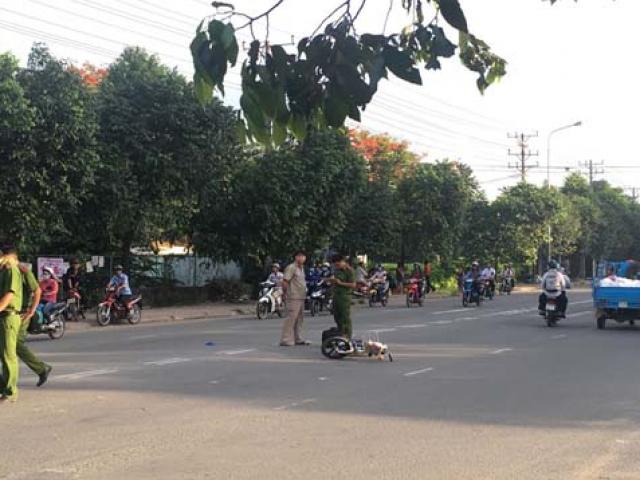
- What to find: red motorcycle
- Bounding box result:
[96,287,142,326]
[405,278,424,307]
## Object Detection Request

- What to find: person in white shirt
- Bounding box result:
[267,263,284,306]
[538,260,571,316]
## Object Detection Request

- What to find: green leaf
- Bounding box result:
[234,118,247,144]
[227,37,239,67]
[384,48,422,85]
[272,119,287,146]
[436,0,468,33]
[194,73,213,103]
[324,92,349,128]
[270,45,288,75]
[208,20,226,42]
[288,113,307,140]
[335,64,372,104]
[431,26,456,58]
[221,23,236,50]
[347,103,361,122]
[190,32,213,83]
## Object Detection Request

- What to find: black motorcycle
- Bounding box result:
[307,279,332,316]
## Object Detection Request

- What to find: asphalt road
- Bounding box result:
[2,290,640,480]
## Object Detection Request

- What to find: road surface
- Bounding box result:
[2,290,639,480]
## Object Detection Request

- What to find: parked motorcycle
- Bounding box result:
[29,302,66,340]
[65,289,85,321]
[405,278,423,307]
[96,287,142,326]
[369,280,389,307]
[256,281,284,320]
[462,278,484,307]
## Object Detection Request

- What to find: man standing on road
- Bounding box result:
[280,251,309,347]
[328,254,356,339]
[0,245,23,403]
[17,257,52,387]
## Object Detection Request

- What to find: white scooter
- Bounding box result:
[256,281,285,320]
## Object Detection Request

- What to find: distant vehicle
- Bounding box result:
[593,260,640,330]
[542,296,563,327]
[29,303,66,340]
[462,278,483,307]
[405,278,423,307]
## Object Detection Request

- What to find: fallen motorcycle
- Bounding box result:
[321,327,393,361]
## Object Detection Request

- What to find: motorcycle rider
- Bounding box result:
[107,265,132,308]
[267,263,284,307]
[39,267,59,318]
[538,260,571,317]
[501,263,516,290]
[62,258,81,299]
[410,263,425,297]
[464,261,483,296]
[480,264,497,296]
[370,264,388,299]
[355,261,368,290]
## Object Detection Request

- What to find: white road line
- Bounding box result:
[490,348,513,355]
[273,398,317,411]
[565,311,590,318]
[220,348,257,355]
[144,357,191,366]
[56,368,119,380]
[432,309,468,315]
[129,334,159,340]
[372,328,396,333]
[403,367,434,377]
[430,320,453,325]
[398,324,427,329]
[551,334,567,340]
[456,316,478,322]
[318,377,328,381]
[573,300,593,305]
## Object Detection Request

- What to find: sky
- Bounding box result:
[1,0,638,198]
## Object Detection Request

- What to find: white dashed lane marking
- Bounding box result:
[144,357,191,366]
[56,368,120,380]
[403,367,434,377]
[490,348,513,355]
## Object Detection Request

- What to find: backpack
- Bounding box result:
[544,270,563,292]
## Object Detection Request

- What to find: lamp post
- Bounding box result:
[546,121,582,264]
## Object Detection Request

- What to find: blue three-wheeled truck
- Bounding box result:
[592,260,640,330]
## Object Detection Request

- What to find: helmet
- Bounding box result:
[323,262,330,268]
[272,263,280,270]
[548,260,559,270]
[471,261,479,268]
[42,266,55,276]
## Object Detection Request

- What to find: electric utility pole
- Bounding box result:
[579,159,605,186]
[507,132,539,182]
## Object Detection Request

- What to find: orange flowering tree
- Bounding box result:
[68,62,108,88]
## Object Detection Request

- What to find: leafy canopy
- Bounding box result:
[191,0,509,146]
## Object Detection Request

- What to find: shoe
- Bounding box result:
[0,395,16,403]
[295,340,311,346]
[279,342,294,347]
[37,365,52,387]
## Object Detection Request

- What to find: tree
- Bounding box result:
[492,183,559,268]
[397,161,478,267]
[194,129,367,261]
[91,47,241,259]
[0,52,36,248]
[335,129,418,259]
[2,45,98,252]
[191,0,508,145]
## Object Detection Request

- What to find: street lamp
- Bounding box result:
[546,121,582,264]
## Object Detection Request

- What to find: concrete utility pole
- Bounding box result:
[579,159,605,185]
[624,186,639,202]
[507,132,539,182]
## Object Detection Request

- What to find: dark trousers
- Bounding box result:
[539,292,568,313]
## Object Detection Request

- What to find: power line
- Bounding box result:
[507,131,538,182]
